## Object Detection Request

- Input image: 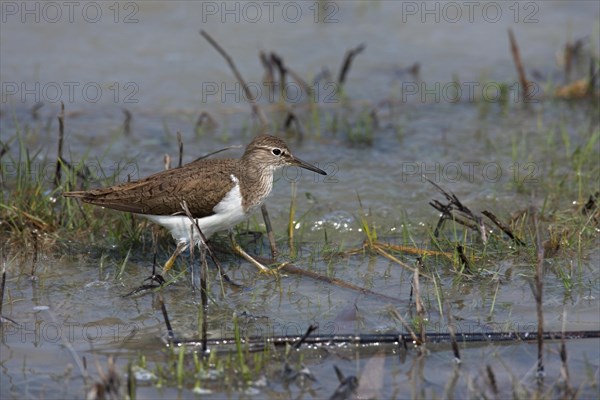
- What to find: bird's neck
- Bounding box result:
[237,158,275,213]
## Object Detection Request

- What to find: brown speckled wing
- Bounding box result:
[64,158,237,218]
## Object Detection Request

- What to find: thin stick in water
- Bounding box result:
[508,29,531,102]
[287,181,298,258]
[0,263,6,317]
[486,365,498,396]
[533,212,545,379]
[54,102,65,188]
[445,302,461,363]
[122,109,132,135]
[413,260,426,344]
[482,210,525,245]
[199,237,208,353]
[338,43,366,87]
[177,131,183,168]
[560,306,572,396]
[199,30,269,130]
[293,324,318,349]
[159,294,175,341]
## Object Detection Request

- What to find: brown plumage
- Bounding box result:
[63,135,327,221]
[63,157,238,217]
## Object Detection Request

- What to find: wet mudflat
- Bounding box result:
[1,2,599,399]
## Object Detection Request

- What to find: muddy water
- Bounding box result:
[2,1,599,398]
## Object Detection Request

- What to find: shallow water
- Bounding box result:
[2,1,600,398]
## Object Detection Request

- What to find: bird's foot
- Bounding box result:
[123,273,166,297]
[162,241,189,274]
[229,237,280,276]
[253,255,292,274]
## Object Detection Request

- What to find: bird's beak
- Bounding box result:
[291,156,327,175]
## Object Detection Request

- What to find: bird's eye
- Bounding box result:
[272,148,282,156]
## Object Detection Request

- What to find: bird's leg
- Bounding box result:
[162,241,190,274]
[228,231,276,274]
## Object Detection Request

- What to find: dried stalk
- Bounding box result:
[200,30,269,130]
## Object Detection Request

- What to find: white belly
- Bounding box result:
[144,176,248,245]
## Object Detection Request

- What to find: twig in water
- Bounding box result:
[195,111,216,131]
[276,261,403,302]
[445,302,461,363]
[560,306,573,397]
[284,111,305,141]
[288,181,298,258]
[455,244,472,274]
[127,362,136,399]
[269,52,287,96]
[259,50,274,89]
[338,44,366,88]
[86,356,124,400]
[330,365,359,400]
[188,223,197,289]
[389,308,420,346]
[372,244,421,275]
[186,218,208,351]
[0,262,6,315]
[54,102,65,188]
[176,131,183,168]
[122,109,132,135]
[508,29,531,102]
[313,67,332,85]
[0,140,8,159]
[564,41,575,83]
[369,108,379,129]
[159,294,175,342]
[31,102,44,120]
[582,191,599,215]
[269,51,313,97]
[588,58,598,96]
[532,212,545,380]
[29,230,39,277]
[0,262,6,319]
[413,259,426,344]
[426,176,488,242]
[199,236,208,353]
[200,30,269,130]
[293,324,318,349]
[486,365,499,396]
[482,210,526,245]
